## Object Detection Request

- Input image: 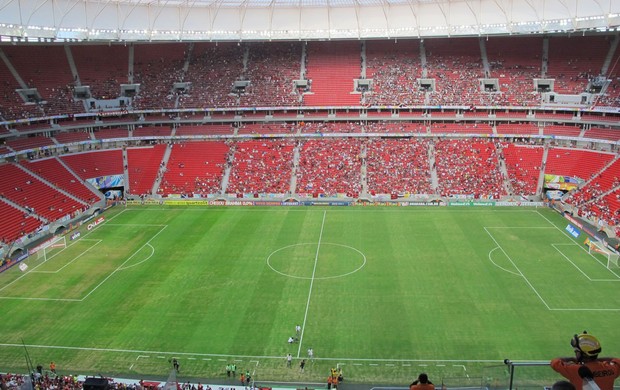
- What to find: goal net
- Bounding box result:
[36,235,67,263]
[586,238,619,269]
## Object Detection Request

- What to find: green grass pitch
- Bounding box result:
[0,206,619,387]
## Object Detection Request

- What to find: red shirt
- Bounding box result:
[410,384,435,390]
[550,358,620,390]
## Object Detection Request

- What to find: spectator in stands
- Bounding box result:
[550,331,620,390]
[410,373,435,390]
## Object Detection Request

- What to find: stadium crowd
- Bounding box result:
[0,373,140,390]
[296,139,362,197]
[434,139,506,199]
[226,140,296,195]
[366,138,433,195]
[0,36,618,121]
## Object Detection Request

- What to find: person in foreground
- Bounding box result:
[410,373,435,390]
[552,380,576,390]
[550,331,620,390]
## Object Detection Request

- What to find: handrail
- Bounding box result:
[503,359,550,390]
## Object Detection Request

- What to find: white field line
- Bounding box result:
[105,224,168,227]
[32,240,103,274]
[118,244,155,270]
[484,227,551,310]
[250,360,259,377]
[487,247,520,276]
[79,225,168,301]
[0,224,166,302]
[0,342,508,363]
[535,210,620,279]
[552,243,595,281]
[486,224,620,311]
[120,207,543,214]
[0,239,100,293]
[297,210,326,358]
[552,243,620,282]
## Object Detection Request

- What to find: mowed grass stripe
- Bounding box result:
[0,206,619,384]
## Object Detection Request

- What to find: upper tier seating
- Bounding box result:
[485,36,543,106]
[226,140,295,194]
[178,43,242,109]
[0,47,45,120]
[0,54,44,120]
[71,44,129,100]
[425,38,495,106]
[546,36,610,94]
[365,40,425,106]
[132,43,188,110]
[0,37,616,115]
[303,41,361,106]
[435,139,505,198]
[127,144,167,196]
[366,138,432,195]
[594,43,620,108]
[296,139,362,196]
[238,42,302,107]
[159,141,229,197]
[2,45,84,117]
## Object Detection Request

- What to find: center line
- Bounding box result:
[297,210,326,358]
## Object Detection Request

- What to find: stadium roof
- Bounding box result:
[0,0,618,42]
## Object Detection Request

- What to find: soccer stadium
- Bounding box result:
[0,0,620,390]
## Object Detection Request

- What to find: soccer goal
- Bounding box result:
[587,239,619,270]
[36,235,67,263]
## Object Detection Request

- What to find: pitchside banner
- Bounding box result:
[87,174,124,189]
[544,174,582,191]
[565,224,581,238]
[0,252,29,274]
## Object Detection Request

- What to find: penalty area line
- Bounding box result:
[0,343,515,363]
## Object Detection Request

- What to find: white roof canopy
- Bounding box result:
[0,0,618,41]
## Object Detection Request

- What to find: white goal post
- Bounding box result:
[36,235,67,263]
[586,238,619,269]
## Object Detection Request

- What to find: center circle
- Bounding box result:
[267,242,367,280]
